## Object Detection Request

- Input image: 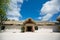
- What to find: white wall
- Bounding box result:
[37,26,55,32]
[5,25,56,32]
[5,25,21,29]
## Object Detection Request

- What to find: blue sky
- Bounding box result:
[20,0,49,20]
[7,0,60,21]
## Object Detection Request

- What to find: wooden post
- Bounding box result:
[32,26,34,32]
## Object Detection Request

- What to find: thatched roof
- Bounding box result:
[23,18,36,25]
[4,21,23,25]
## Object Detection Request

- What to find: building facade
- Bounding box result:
[1,18,59,32]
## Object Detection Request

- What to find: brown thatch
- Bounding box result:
[23,18,36,25]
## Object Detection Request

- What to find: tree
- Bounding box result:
[57,16,60,22]
[56,16,60,32]
[0,0,10,31]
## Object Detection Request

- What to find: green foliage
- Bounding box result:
[21,27,25,32]
[35,26,38,30]
[0,0,10,11]
[0,0,10,21]
[0,0,10,30]
[0,9,6,21]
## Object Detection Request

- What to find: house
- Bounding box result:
[21,18,38,32]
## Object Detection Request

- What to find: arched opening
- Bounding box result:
[26,26,32,32]
[21,18,37,32]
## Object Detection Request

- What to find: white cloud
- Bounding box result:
[42,14,53,21]
[7,0,23,21]
[7,17,19,21]
[17,0,23,3]
[39,0,60,21]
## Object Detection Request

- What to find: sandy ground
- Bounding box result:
[0,29,60,40]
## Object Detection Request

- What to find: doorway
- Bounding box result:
[26,26,32,32]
